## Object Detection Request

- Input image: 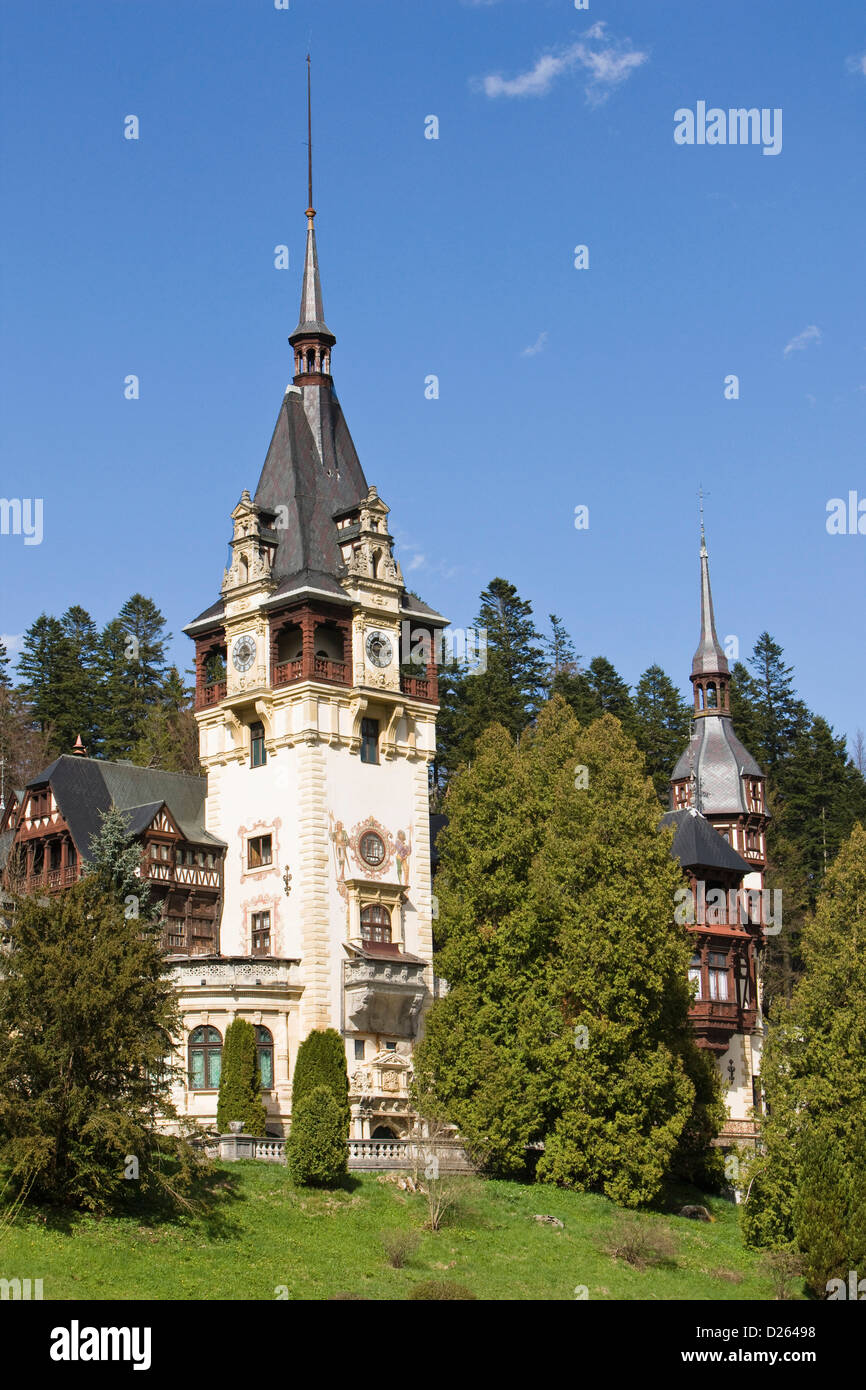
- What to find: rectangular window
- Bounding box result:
[248,835,273,869]
[360,718,380,765]
[688,954,702,999]
[354,1039,365,1061]
[251,910,271,956]
[250,721,267,768]
[385,1041,397,1052]
[708,952,729,1001]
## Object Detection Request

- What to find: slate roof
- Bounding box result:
[671,715,763,815]
[21,756,225,861]
[692,537,730,678]
[660,808,751,874]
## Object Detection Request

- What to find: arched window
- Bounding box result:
[256,1025,274,1090]
[706,682,717,708]
[361,903,391,945]
[189,1025,222,1090]
[371,1124,397,1139]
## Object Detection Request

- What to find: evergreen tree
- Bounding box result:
[96,597,171,760]
[742,633,809,775]
[81,804,153,919]
[55,606,101,753]
[633,665,693,804]
[291,1028,350,1132]
[542,614,579,687]
[287,1086,348,1187]
[550,668,603,725]
[585,656,636,731]
[414,697,724,1204]
[0,637,10,689]
[132,666,200,773]
[793,1120,866,1297]
[0,870,199,1211]
[438,578,546,775]
[17,614,68,740]
[216,1019,268,1137]
[741,823,866,1271]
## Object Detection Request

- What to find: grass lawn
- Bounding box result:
[0,1163,792,1301]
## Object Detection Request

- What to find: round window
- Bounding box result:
[359,831,386,866]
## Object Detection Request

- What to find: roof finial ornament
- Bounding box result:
[306,53,315,229]
[699,484,709,555]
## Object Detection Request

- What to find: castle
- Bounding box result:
[0,139,768,1154]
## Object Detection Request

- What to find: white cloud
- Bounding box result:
[845,53,866,76]
[522,331,548,357]
[805,393,816,407]
[480,23,648,105]
[0,633,24,664]
[407,553,426,572]
[783,325,822,356]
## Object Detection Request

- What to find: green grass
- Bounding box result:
[0,1164,790,1301]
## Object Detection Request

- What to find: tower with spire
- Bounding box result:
[180,62,448,1142]
[667,518,770,1147]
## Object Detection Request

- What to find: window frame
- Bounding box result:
[247,834,273,870]
[188,1025,223,1090]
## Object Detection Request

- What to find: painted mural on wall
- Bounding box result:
[328,811,413,897]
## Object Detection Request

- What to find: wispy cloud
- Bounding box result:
[479,23,648,106]
[845,53,866,76]
[784,325,822,356]
[522,331,548,357]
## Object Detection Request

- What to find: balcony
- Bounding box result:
[172,955,302,994]
[399,674,434,701]
[273,656,349,688]
[24,867,78,894]
[344,953,428,1036]
[196,681,226,709]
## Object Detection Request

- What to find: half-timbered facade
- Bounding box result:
[0,750,226,957]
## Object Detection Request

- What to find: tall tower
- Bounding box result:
[181,64,448,1140]
[669,521,770,1144]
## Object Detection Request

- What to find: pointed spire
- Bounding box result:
[691,519,729,679]
[289,55,336,373]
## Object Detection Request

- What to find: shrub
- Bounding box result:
[292,1029,350,1131]
[793,1123,866,1298]
[216,1019,268,1137]
[408,1280,477,1300]
[288,1086,348,1187]
[381,1229,420,1269]
[762,1248,803,1301]
[604,1214,678,1270]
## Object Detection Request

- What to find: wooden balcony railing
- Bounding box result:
[145,861,221,890]
[273,657,348,687]
[400,674,434,701]
[272,659,303,687]
[196,681,226,709]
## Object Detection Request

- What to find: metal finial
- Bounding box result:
[306,54,315,226]
[698,485,710,553]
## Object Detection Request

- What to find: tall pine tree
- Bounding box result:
[633,664,693,804]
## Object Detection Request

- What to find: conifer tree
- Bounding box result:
[633,664,693,804]
[288,1086,348,1187]
[133,666,200,773]
[0,809,200,1210]
[96,597,171,760]
[291,1028,350,1132]
[542,614,579,686]
[216,1019,268,1137]
[414,698,724,1203]
[741,822,866,1276]
[17,614,68,740]
[585,656,636,733]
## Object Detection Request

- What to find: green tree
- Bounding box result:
[633,664,693,804]
[0,849,200,1211]
[0,637,10,689]
[585,656,636,733]
[414,697,724,1205]
[97,596,172,760]
[741,822,866,1270]
[542,614,579,687]
[740,633,809,776]
[216,1019,268,1137]
[287,1085,348,1187]
[82,804,152,918]
[132,666,200,773]
[793,1121,866,1297]
[291,1028,350,1132]
[17,614,67,740]
[439,579,546,776]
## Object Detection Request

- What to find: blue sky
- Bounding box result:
[1,0,864,748]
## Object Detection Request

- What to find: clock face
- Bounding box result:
[365,630,393,669]
[232,634,256,673]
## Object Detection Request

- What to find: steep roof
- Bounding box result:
[660,808,751,874]
[23,756,225,860]
[692,533,729,678]
[671,716,762,815]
